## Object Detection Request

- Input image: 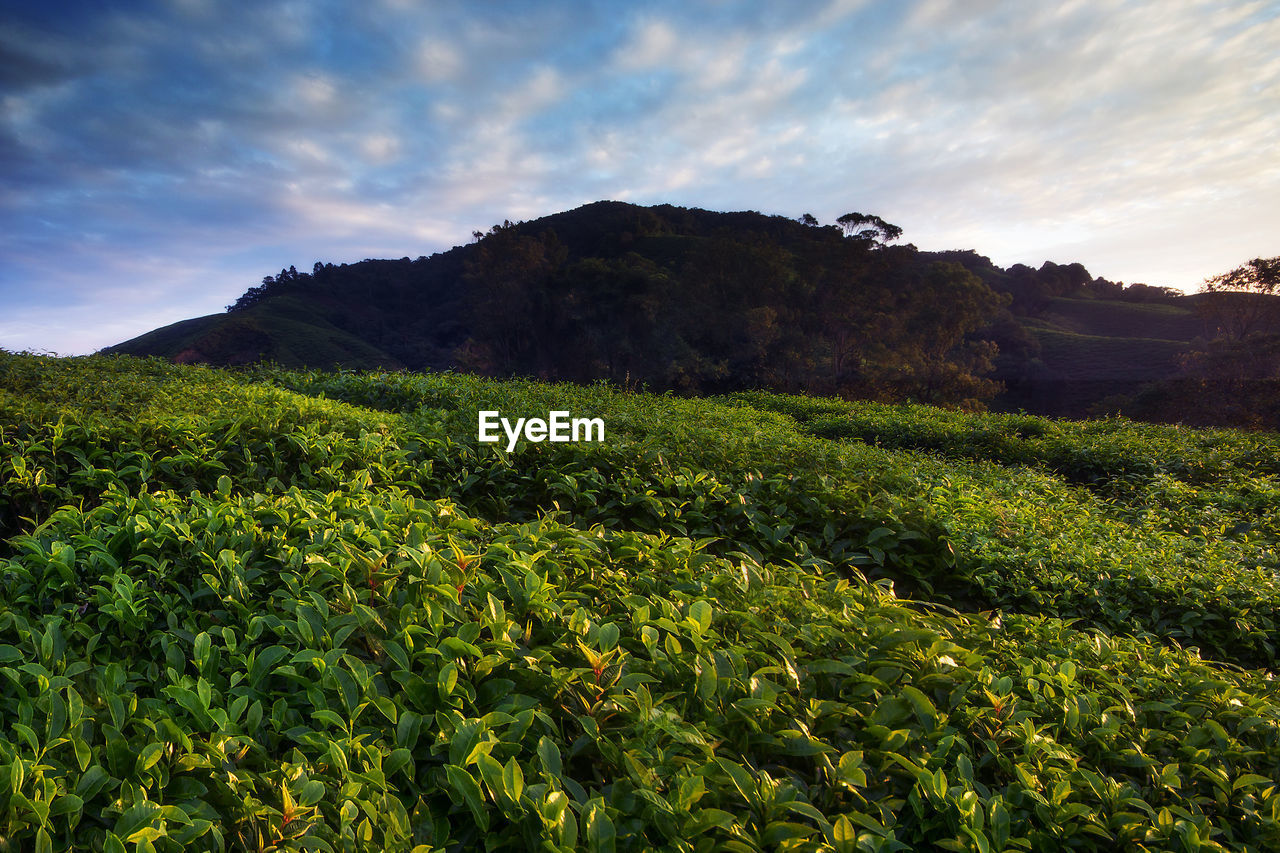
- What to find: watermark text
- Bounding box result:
[479,410,605,451]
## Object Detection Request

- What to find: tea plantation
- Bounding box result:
[2,351,1279,852]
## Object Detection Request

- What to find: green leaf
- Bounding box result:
[684,808,737,835]
[540,790,570,824]
[114,802,160,843]
[368,695,398,724]
[583,800,616,853]
[312,709,348,730]
[786,800,829,826]
[697,657,717,701]
[502,757,525,804]
[831,814,856,851]
[299,780,326,807]
[138,742,165,773]
[1233,773,1272,790]
[193,632,211,669]
[76,765,112,800]
[249,645,289,687]
[438,661,459,696]
[440,637,479,659]
[445,764,489,831]
[448,719,483,767]
[476,753,504,796]
[689,601,713,633]
[762,821,817,845]
[714,758,757,804]
[990,800,1010,850]
[676,775,705,811]
[900,685,938,729]
[598,622,620,652]
[538,737,562,779]
[50,793,84,819]
[46,689,67,739]
[13,723,39,754]
[385,748,413,781]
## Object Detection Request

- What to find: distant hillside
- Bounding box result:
[1039,295,1204,340]
[112,299,405,371]
[106,200,1272,421]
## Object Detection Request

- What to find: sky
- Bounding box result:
[2,0,1278,355]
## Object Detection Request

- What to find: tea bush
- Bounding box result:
[3,352,1280,851]
[262,366,1280,668]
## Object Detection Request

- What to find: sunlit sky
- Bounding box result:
[3,0,1278,354]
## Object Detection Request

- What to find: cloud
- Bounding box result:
[291,73,338,109]
[615,19,680,70]
[417,39,462,81]
[360,133,401,165]
[2,0,1278,354]
[774,0,1280,276]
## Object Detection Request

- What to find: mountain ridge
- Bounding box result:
[105,200,1232,419]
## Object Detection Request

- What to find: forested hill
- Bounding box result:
[107,200,1267,422]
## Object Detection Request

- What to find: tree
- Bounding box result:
[1162,254,1280,426]
[675,236,796,390]
[1199,255,1280,339]
[1206,255,1280,296]
[459,228,567,375]
[550,255,671,384]
[870,262,1008,406]
[835,212,903,247]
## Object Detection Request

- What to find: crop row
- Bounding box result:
[4,352,1280,851]
[8,354,1276,666]
[729,390,1280,486]
[258,364,1280,669]
[2,484,1279,850]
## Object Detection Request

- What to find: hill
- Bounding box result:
[111,300,406,371]
[2,351,1280,849]
[107,200,1276,423]
[994,296,1194,415]
[1038,296,1204,341]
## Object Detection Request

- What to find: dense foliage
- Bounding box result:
[112,201,1191,414]
[456,212,1009,405]
[2,352,1280,851]
[108,202,1280,425]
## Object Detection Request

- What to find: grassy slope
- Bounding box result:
[103,313,225,356]
[107,297,403,370]
[2,353,1280,851]
[1018,297,1204,414]
[1025,326,1187,381]
[1027,297,1202,381]
[1040,297,1203,342]
[1027,298,1201,377]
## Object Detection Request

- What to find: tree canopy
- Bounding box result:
[835,212,903,246]
[458,213,1006,405]
[1205,255,1280,296]
[1199,254,1280,339]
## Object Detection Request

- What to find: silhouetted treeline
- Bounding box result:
[456,208,1011,405]
[113,201,1279,425]
[1093,254,1280,429]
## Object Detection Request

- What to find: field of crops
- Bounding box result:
[2,351,1279,852]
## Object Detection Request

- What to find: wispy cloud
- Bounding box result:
[2,0,1277,353]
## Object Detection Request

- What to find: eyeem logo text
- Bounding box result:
[478,410,605,451]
